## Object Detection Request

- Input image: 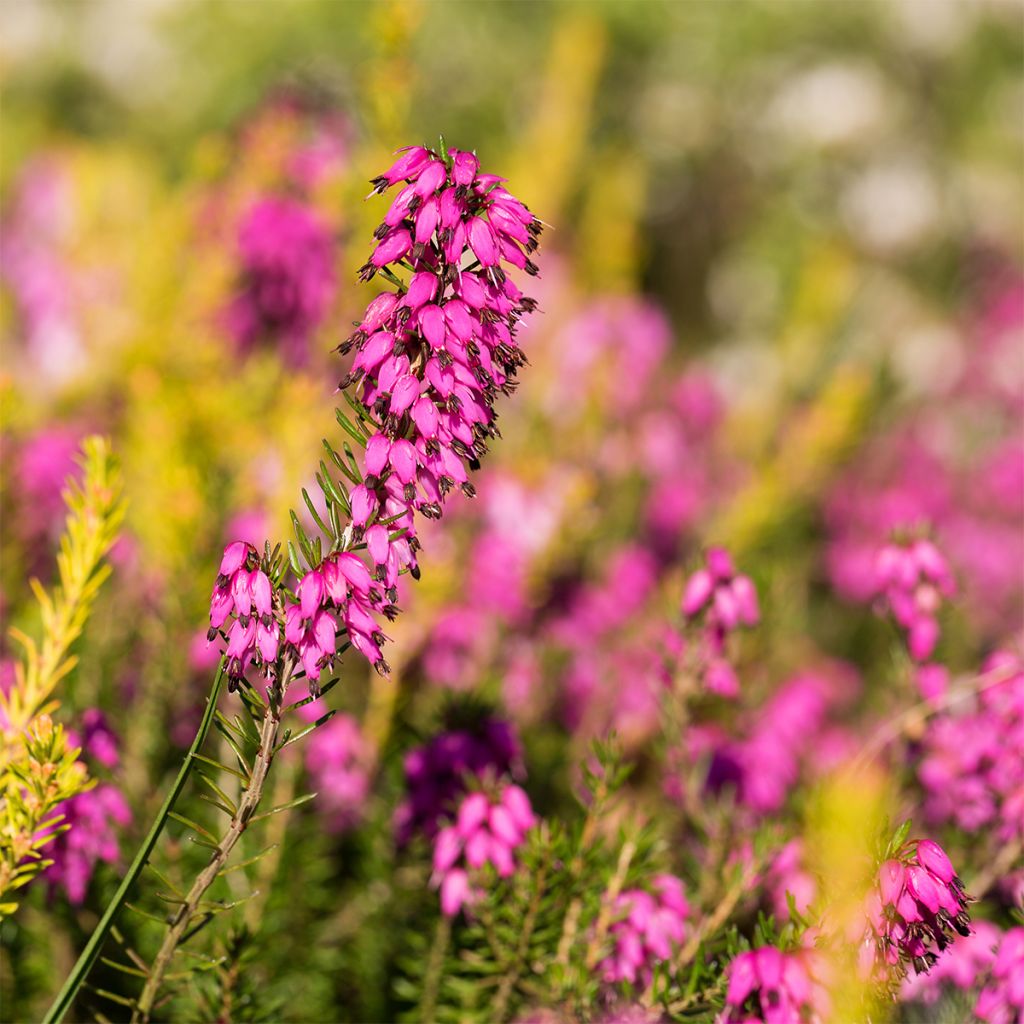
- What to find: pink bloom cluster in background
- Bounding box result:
[226,196,337,365]
[976,928,1024,1024]
[676,669,857,819]
[872,536,955,663]
[550,297,670,416]
[825,277,1024,638]
[765,839,817,921]
[304,713,370,833]
[681,547,759,698]
[41,711,130,905]
[394,717,521,843]
[917,650,1024,844]
[719,947,828,1024]
[431,784,535,917]
[863,839,971,978]
[599,874,689,988]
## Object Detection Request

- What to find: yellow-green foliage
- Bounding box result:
[0,436,125,918]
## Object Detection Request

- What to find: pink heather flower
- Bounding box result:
[680,547,758,699]
[394,717,522,844]
[205,144,540,695]
[863,836,971,979]
[720,947,828,1024]
[431,784,535,917]
[917,650,1024,843]
[600,874,689,989]
[225,196,337,365]
[304,713,370,833]
[975,928,1024,1024]
[208,541,282,687]
[872,535,955,662]
[323,143,540,677]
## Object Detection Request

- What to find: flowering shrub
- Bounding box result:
[3,7,1022,1022]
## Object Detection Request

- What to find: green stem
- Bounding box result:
[43,660,226,1024]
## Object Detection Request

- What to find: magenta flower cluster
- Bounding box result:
[681,547,759,698]
[226,196,337,364]
[599,874,689,987]
[917,650,1024,844]
[720,947,827,1024]
[872,537,955,662]
[431,784,535,917]
[208,144,541,690]
[286,550,393,682]
[864,839,971,977]
[208,541,279,685]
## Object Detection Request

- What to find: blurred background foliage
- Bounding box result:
[1,1,1022,1021]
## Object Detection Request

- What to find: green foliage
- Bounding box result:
[387,738,722,1024]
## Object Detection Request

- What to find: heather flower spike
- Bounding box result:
[205,139,542,691]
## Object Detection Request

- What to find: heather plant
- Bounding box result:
[39,139,544,1023]
[3,6,1022,1023]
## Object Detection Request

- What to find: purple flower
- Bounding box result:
[394,717,522,844]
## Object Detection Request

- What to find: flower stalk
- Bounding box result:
[132,658,293,1022]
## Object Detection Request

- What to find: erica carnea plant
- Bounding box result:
[43,140,543,1023]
